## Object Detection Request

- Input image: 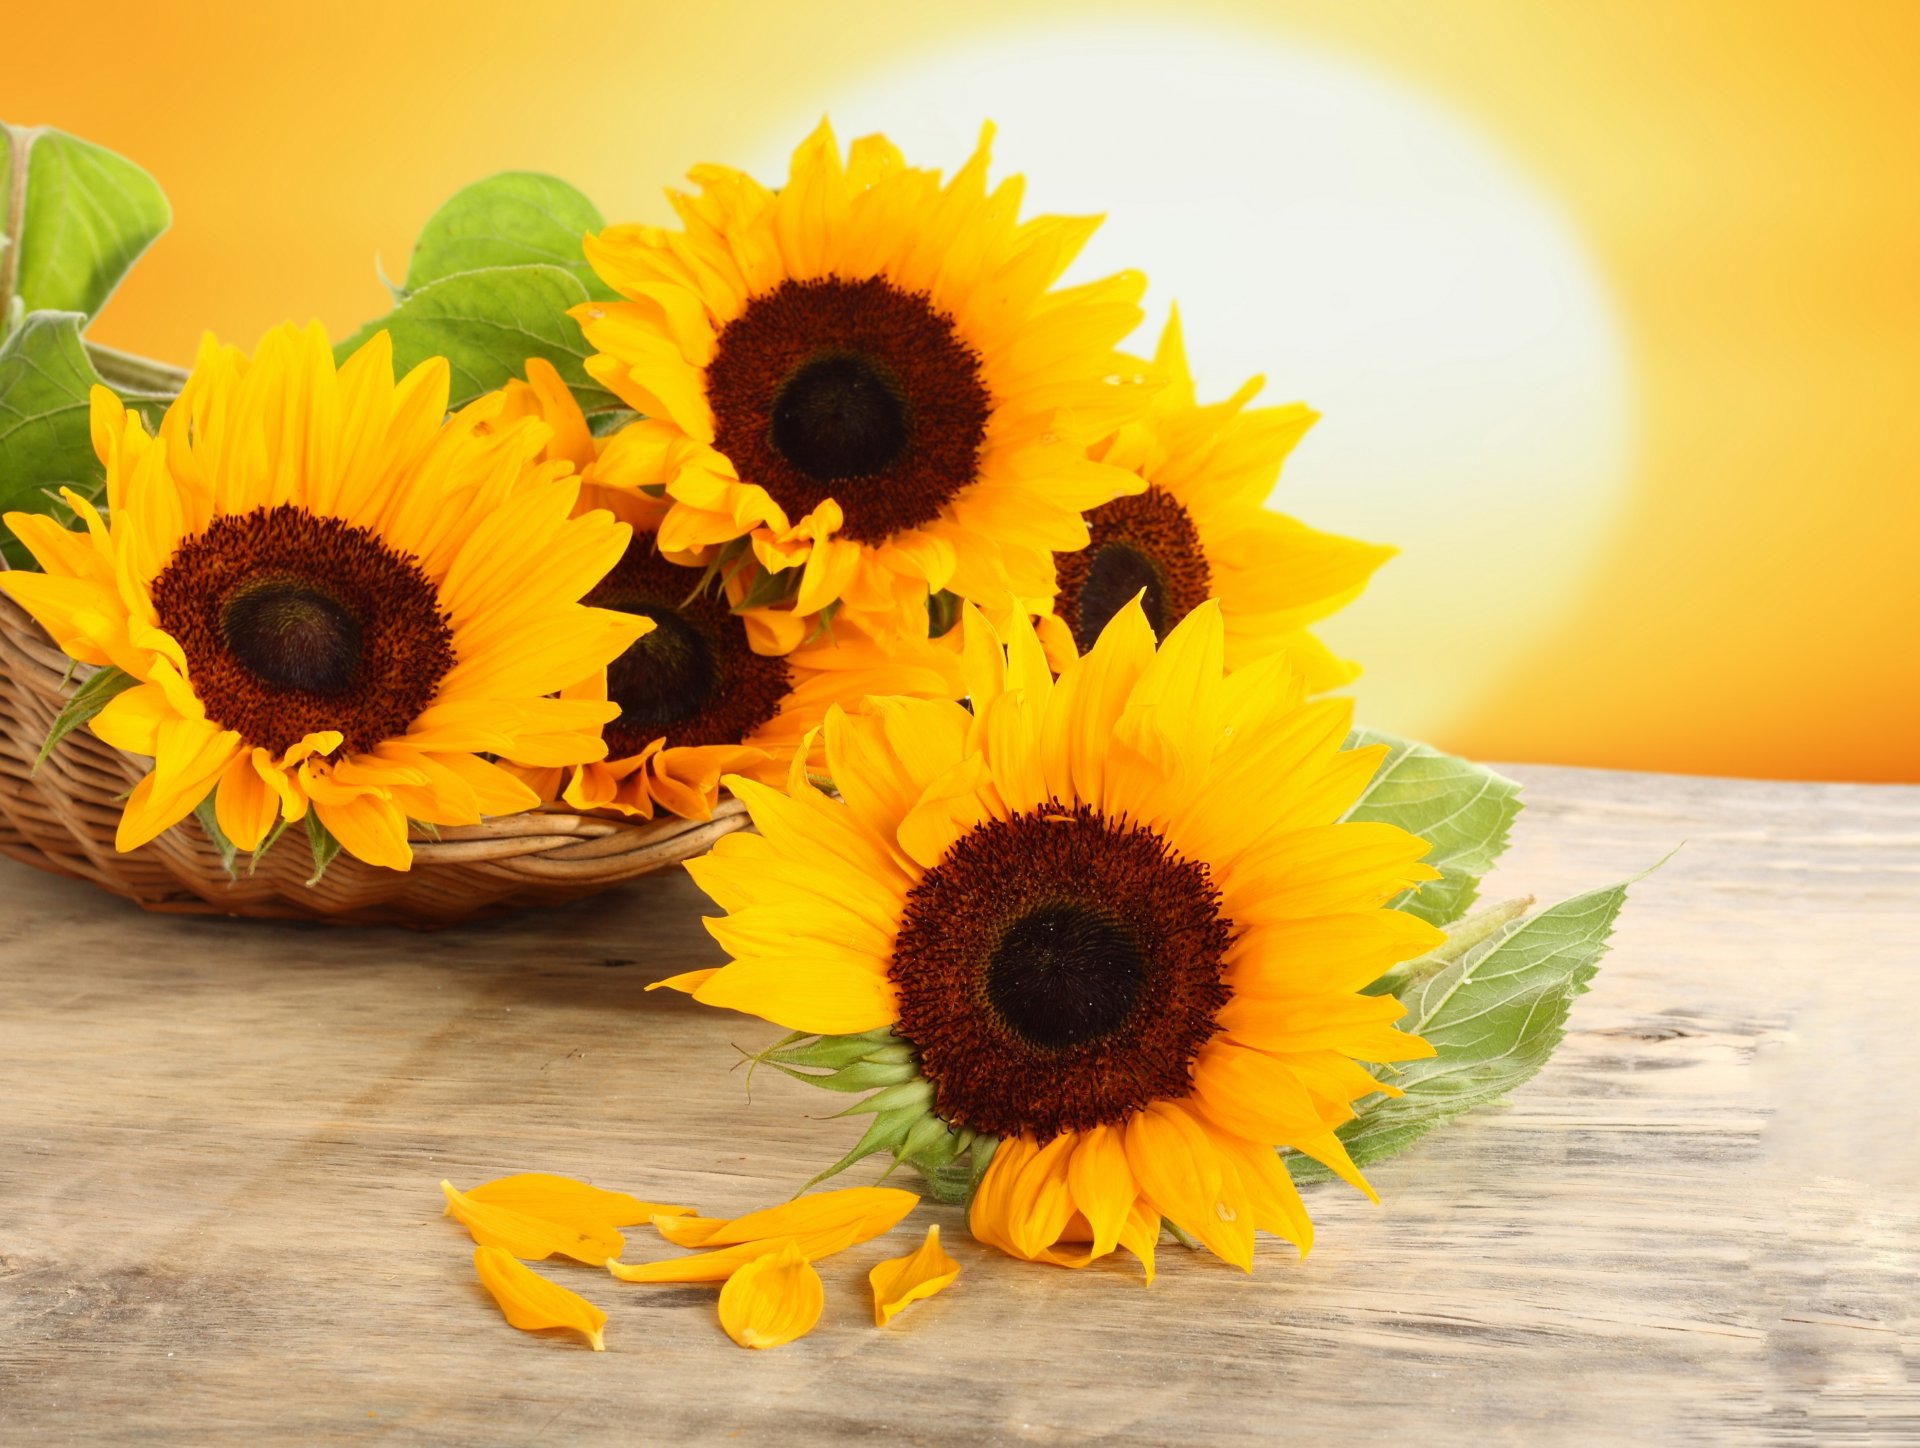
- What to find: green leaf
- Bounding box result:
[3,125,170,323]
[1291,879,1632,1181]
[0,310,106,563]
[401,172,615,300]
[34,663,135,769]
[1343,730,1522,926]
[1363,895,1533,998]
[333,263,617,415]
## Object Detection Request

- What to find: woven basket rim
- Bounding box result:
[0,578,748,922]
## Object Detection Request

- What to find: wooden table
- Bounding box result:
[2,765,1916,1445]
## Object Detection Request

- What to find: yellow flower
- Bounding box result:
[666,601,1441,1275]
[717,1241,824,1350]
[441,1180,624,1265]
[1041,309,1393,689]
[488,361,965,822]
[572,119,1154,626]
[869,1224,960,1326]
[464,1172,694,1228]
[472,1246,608,1351]
[0,324,648,870]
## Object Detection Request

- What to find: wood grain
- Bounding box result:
[1,765,1916,1446]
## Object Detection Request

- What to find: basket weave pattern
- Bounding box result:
[0,591,747,926]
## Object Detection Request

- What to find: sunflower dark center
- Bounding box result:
[150,506,454,757]
[587,542,792,758]
[221,582,362,696]
[1054,486,1213,651]
[707,277,991,545]
[771,352,911,482]
[986,905,1145,1049]
[605,606,717,733]
[1077,545,1165,647]
[891,805,1233,1140]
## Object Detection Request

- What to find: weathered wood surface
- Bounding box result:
[2,765,1916,1446]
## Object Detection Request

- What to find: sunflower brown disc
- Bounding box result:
[1054,485,1213,650]
[588,543,792,757]
[891,804,1232,1140]
[706,277,991,545]
[150,505,454,757]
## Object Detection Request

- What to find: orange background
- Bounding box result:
[5,0,1916,781]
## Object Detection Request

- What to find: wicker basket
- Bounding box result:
[0,590,747,926]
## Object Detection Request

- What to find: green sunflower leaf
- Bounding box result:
[1289,877,1633,1182]
[1342,729,1523,926]
[333,263,618,416]
[33,662,135,769]
[2,124,170,325]
[401,172,617,301]
[0,310,109,566]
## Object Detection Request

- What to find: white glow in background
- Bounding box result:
[759,20,1634,740]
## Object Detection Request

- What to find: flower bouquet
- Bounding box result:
[0,118,1647,1340]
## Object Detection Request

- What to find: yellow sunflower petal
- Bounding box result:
[870,1224,960,1326]
[718,1240,824,1350]
[465,1173,694,1230]
[440,1180,625,1265]
[651,1186,917,1250]
[473,1246,607,1352]
[213,749,281,852]
[606,1219,866,1283]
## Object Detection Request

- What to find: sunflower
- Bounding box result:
[662,601,1443,1274]
[1040,310,1394,690]
[485,360,964,822]
[0,324,649,870]
[572,119,1155,626]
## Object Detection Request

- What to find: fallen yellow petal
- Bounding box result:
[651,1186,917,1249]
[466,1172,695,1229]
[441,1179,624,1265]
[473,1245,608,1351]
[718,1241,824,1350]
[650,1211,726,1248]
[869,1224,960,1326]
[646,968,720,995]
[607,1220,863,1283]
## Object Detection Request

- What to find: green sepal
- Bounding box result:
[34,663,136,770]
[763,1056,918,1094]
[732,562,801,612]
[758,1027,896,1072]
[248,815,294,876]
[758,1027,997,1203]
[304,811,343,886]
[918,1134,997,1206]
[192,793,239,879]
[829,1076,933,1118]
